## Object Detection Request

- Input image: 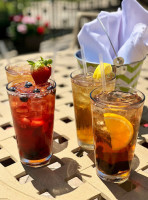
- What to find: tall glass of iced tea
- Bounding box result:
[6,79,56,167]
[90,85,145,183]
[70,68,115,150]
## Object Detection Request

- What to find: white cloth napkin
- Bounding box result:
[78,0,148,65]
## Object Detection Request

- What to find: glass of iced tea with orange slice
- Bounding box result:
[90,85,145,183]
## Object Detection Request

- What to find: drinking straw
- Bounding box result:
[99,54,106,92]
[81,45,87,77]
[51,48,56,80]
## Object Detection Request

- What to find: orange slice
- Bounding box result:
[104,113,133,151]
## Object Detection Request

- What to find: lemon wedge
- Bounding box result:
[104,113,133,151]
[93,63,112,79]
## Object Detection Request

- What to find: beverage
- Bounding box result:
[90,86,145,183]
[6,79,56,167]
[5,62,33,82]
[71,69,115,150]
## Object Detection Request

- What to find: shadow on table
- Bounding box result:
[52,132,68,154]
[101,170,148,200]
[23,156,81,198]
[98,153,148,199]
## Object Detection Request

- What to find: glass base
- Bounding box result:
[96,168,130,184]
[21,154,52,168]
[78,140,94,150]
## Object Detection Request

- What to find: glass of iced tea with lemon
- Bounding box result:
[90,85,145,183]
[70,64,115,150]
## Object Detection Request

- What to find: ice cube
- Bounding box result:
[21,117,31,126]
[31,119,44,127]
[16,105,29,114]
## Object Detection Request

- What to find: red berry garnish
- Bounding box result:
[27,57,52,85]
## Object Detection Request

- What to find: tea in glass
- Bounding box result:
[5,62,33,82]
[6,79,56,167]
[90,86,145,183]
[71,69,115,150]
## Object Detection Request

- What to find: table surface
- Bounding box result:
[0,49,148,200]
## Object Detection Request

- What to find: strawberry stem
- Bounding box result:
[27,61,35,66]
[27,57,52,69]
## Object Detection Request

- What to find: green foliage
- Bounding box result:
[27,57,53,69]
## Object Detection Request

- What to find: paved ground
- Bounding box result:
[40,33,74,53]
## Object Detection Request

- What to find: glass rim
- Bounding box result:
[90,86,145,108]
[6,78,56,96]
[70,68,116,83]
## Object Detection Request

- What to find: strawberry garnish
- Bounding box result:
[27,57,52,85]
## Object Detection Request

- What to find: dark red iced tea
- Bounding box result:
[7,80,56,167]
